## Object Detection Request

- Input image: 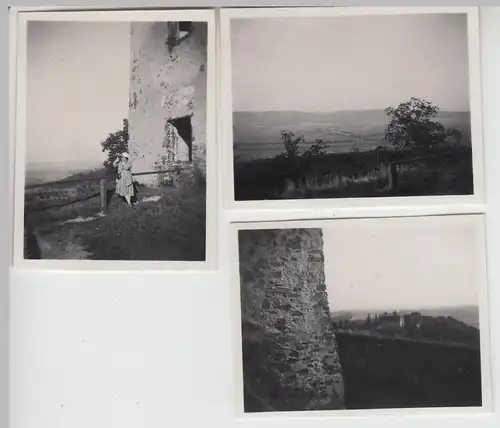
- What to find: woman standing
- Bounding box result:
[113,152,135,207]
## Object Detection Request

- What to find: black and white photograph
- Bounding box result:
[225,9,483,205]
[15,11,216,266]
[233,215,488,413]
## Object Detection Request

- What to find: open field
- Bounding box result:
[24,169,206,261]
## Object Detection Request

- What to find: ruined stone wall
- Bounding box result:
[128,22,207,186]
[238,228,344,412]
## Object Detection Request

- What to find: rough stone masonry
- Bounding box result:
[128,22,207,186]
[238,228,345,412]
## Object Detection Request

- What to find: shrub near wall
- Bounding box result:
[238,228,344,412]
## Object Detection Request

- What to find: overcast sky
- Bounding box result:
[26,21,130,168]
[324,215,482,312]
[231,13,470,113]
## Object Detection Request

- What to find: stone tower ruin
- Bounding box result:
[238,228,344,412]
[128,21,207,186]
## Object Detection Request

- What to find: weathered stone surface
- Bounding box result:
[128,22,207,186]
[239,228,345,412]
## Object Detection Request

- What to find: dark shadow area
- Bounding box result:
[168,114,193,162]
[23,223,42,259]
[242,330,482,412]
[335,332,482,410]
[106,188,116,206]
[234,146,474,201]
[166,21,194,53]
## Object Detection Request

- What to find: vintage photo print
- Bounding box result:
[13,10,216,269]
[220,7,484,211]
[230,215,490,415]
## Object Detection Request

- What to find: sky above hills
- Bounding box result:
[324,215,482,313]
[231,13,470,113]
[26,21,130,168]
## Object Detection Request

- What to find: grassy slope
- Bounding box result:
[335,331,482,409]
[233,109,473,201]
[234,145,474,201]
[24,171,206,261]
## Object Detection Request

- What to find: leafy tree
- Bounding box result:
[280,130,302,159]
[303,138,328,157]
[101,118,129,168]
[278,130,328,160]
[384,97,456,150]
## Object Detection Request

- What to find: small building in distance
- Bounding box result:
[404,312,423,330]
[378,314,405,330]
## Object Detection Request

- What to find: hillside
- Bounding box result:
[330,308,480,349]
[331,306,480,328]
[24,170,206,261]
[243,328,482,412]
[335,331,482,409]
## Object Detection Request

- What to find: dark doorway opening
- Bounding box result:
[166,21,194,54]
[168,114,193,162]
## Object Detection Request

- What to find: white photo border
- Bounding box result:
[11,9,218,271]
[227,215,492,420]
[220,7,485,221]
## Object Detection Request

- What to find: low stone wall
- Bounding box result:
[238,228,344,412]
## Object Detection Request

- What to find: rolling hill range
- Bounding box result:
[233,109,472,160]
[25,161,103,186]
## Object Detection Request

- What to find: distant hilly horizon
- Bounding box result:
[25,160,104,186]
[233,108,470,119]
[233,108,472,146]
[235,108,470,115]
[330,305,480,328]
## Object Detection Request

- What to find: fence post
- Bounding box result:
[389,163,399,192]
[100,179,107,211]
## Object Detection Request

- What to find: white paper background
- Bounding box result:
[5,5,500,428]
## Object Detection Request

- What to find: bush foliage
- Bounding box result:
[101,118,130,168]
[384,97,462,150]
